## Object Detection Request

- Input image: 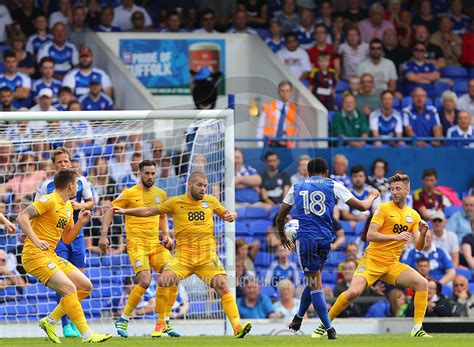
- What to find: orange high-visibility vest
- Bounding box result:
[261,100,298,148]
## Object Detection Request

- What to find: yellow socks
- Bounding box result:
[165,286,178,319]
[328,292,351,321]
[62,292,89,334]
[49,289,91,321]
[155,286,168,323]
[221,292,240,329]
[414,290,428,326]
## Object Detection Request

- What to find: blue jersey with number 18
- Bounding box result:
[283,176,354,241]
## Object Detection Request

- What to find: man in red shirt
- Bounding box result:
[413,168,444,221]
[306,23,340,79]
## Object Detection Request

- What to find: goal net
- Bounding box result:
[0,110,235,331]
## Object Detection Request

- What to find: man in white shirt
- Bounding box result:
[0,5,13,43]
[49,0,71,28]
[431,211,460,267]
[356,38,397,92]
[226,9,257,35]
[28,88,57,132]
[457,79,474,117]
[277,32,311,80]
[112,0,153,31]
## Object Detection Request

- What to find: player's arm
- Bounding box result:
[366,222,410,243]
[276,185,295,250]
[0,213,15,234]
[99,206,115,253]
[62,209,91,245]
[213,199,238,222]
[112,205,161,217]
[16,205,50,251]
[160,214,173,250]
[412,220,429,251]
[334,181,379,211]
[331,224,345,251]
[72,197,94,211]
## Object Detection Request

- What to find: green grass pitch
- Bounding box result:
[1,334,474,346]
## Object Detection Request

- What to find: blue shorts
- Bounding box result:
[55,236,86,269]
[295,238,331,275]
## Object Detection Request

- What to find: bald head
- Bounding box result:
[462,195,474,214]
[189,171,207,183]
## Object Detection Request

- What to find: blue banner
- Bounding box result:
[120,39,226,95]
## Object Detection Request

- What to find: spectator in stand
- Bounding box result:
[457,79,474,117]
[49,0,72,28]
[193,9,218,34]
[0,87,17,112]
[88,157,117,198]
[85,196,125,255]
[266,213,289,253]
[85,0,101,28]
[309,53,336,110]
[414,24,446,70]
[107,140,131,183]
[238,0,268,28]
[430,16,462,67]
[413,168,444,221]
[0,51,31,109]
[413,0,438,34]
[0,141,14,183]
[290,154,310,185]
[331,93,369,148]
[315,0,333,34]
[338,165,376,226]
[407,279,454,317]
[37,22,78,80]
[365,288,408,318]
[157,1,197,30]
[63,46,113,98]
[226,9,257,35]
[415,258,433,281]
[403,230,456,285]
[447,196,474,243]
[275,0,299,34]
[358,3,395,43]
[237,277,278,318]
[273,279,300,319]
[112,0,153,31]
[265,18,285,53]
[118,152,142,191]
[382,28,411,72]
[332,219,346,251]
[95,5,121,32]
[257,80,299,148]
[356,73,380,117]
[403,87,443,148]
[32,57,61,102]
[265,245,300,288]
[438,91,459,136]
[197,0,236,32]
[449,0,470,36]
[338,25,369,81]
[306,23,340,77]
[6,153,46,200]
[366,158,390,202]
[277,32,311,81]
[12,0,44,37]
[0,5,12,45]
[403,42,441,95]
[79,76,114,111]
[296,8,315,50]
[348,75,360,95]
[330,154,351,188]
[340,0,367,23]
[234,148,266,209]
[235,239,257,275]
[0,249,25,301]
[369,90,404,147]
[29,88,57,112]
[446,111,474,148]
[53,86,74,111]
[460,217,474,270]
[431,211,460,267]
[7,32,35,77]
[68,3,91,41]
[259,151,291,207]
[451,275,474,317]
[330,15,346,51]
[26,14,52,57]
[357,38,397,93]
[160,10,186,33]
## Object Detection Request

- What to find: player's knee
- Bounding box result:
[79,278,93,293]
[416,277,428,291]
[212,275,229,294]
[61,282,77,295]
[345,286,362,301]
[158,271,176,287]
[138,277,151,289]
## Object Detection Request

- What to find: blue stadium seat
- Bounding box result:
[254,252,274,267]
[440,66,468,80]
[453,80,468,94]
[339,221,353,233]
[470,68,474,79]
[100,254,112,267]
[24,283,51,301]
[444,205,462,218]
[235,221,250,237]
[354,221,366,235]
[267,205,280,221]
[441,284,452,297]
[335,81,348,93]
[322,270,338,284]
[86,253,100,267]
[37,302,57,315]
[434,81,450,97]
[328,110,335,123]
[260,286,277,299]
[392,98,401,109]
[249,220,272,236]
[434,97,442,108]
[237,206,268,219]
[470,283,474,293]
[335,93,344,109]
[256,28,270,39]
[326,251,346,267]
[188,301,206,315]
[82,299,102,318]
[456,267,472,281]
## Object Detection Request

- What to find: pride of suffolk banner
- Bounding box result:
[119,39,226,95]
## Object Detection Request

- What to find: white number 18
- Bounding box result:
[299,190,326,216]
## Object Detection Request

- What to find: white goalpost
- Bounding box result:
[0,110,235,337]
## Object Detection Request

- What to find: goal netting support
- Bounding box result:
[0,110,235,336]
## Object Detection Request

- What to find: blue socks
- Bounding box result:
[56,293,69,327]
[297,286,312,318]
[311,289,331,330]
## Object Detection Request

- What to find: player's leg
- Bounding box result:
[152,269,181,337]
[54,241,74,336]
[394,266,431,338]
[67,236,87,337]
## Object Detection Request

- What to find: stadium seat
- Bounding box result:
[256,28,270,39]
[322,270,338,284]
[440,66,468,80]
[470,283,474,293]
[434,97,442,108]
[326,251,346,267]
[86,253,100,267]
[237,206,268,219]
[441,284,452,297]
[444,205,462,218]
[433,81,450,97]
[249,220,272,236]
[335,93,344,109]
[254,252,274,267]
[260,286,277,299]
[453,80,468,94]
[328,111,335,123]
[456,267,472,281]
[335,81,348,93]
[340,220,353,233]
[100,254,112,267]
[235,221,250,237]
[267,205,280,221]
[354,221,366,235]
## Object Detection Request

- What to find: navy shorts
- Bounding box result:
[295,238,331,275]
[55,236,86,269]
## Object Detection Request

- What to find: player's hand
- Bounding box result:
[78,209,92,224]
[111,207,126,215]
[279,232,294,251]
[396,231,411,241]
[99,235,109,253]
[161,235,173,250]
[222,210,237,222]
[370,281,386,296]
[419,220,429,235]
[71,201,83,210]
[35,239,50,251]
[4,219,16,234]
[369,188,380,200]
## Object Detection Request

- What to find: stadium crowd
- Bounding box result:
[0,0,473,322]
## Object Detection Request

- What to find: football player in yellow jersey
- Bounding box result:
[16,168,112,344]
[312,172,432,338]
[99,159,180,338]
[112,171,252,338]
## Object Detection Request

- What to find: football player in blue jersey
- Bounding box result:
[276,157,379,339]
[35,147,95,338]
